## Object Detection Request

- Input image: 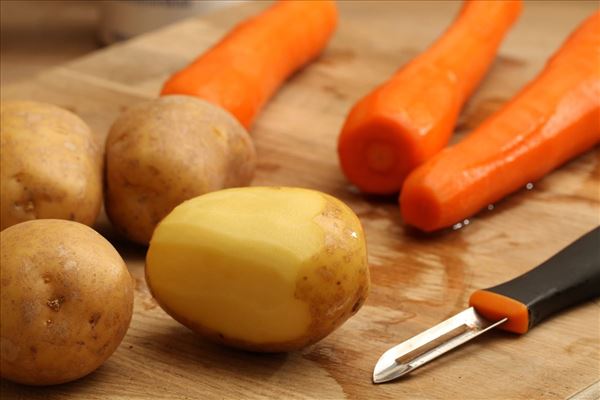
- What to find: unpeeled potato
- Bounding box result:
[0,101,102,230]
[105,95,256,245]
[0,219,134,385]
[146,187,370,352]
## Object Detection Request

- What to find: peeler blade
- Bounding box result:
[373,307,507,384]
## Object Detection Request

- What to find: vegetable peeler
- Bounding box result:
[373,226,600,383]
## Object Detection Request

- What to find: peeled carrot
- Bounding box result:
[161,0,337,128]
[337,0,522,194]
[401,11,600,232]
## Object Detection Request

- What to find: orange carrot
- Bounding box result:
[161,0,337,128]
[337,0,522,194]
[401,11,600,232]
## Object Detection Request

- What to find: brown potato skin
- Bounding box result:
[105,95,256,245]
[0,101,102,231]
[0,220,134,385]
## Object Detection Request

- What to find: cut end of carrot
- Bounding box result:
[365,141,396,173]
[399,179,442,232]
[338,117,419,195]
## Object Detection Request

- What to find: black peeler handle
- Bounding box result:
[469,226,600,333]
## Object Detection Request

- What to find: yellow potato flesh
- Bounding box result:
[146,187,369,351]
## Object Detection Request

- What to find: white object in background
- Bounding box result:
[98,0,246,45]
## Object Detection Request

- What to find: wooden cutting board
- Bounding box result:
[1,1,599,399]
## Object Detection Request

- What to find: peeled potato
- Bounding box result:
[0,101,102,230]
[146,187,370,352]
[105,95,256,245]
[0,220,134,385]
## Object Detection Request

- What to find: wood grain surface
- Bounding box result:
[1,1,599,399]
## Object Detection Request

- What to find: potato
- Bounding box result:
[0,101,102,231]
[105,95,256,245]
[0,219,134,385]
[146,187,370,352]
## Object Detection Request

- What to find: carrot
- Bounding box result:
[161,0,337,128]
[400,11,600,232]
[337,0,522,194]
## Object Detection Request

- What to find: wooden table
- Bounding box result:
[1,1,599,399]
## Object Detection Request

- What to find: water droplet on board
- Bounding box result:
[526,182,534,190]
[487,204,495,211]
[452,219,471,230]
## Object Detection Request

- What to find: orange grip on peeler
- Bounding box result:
[469,290,530,334]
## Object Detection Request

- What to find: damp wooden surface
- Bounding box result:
[1,1,599,399]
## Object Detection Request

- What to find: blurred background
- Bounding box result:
[2,0,596,87]
[0,0,244,85]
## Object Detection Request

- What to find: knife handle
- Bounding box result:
[469,226,600,334]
